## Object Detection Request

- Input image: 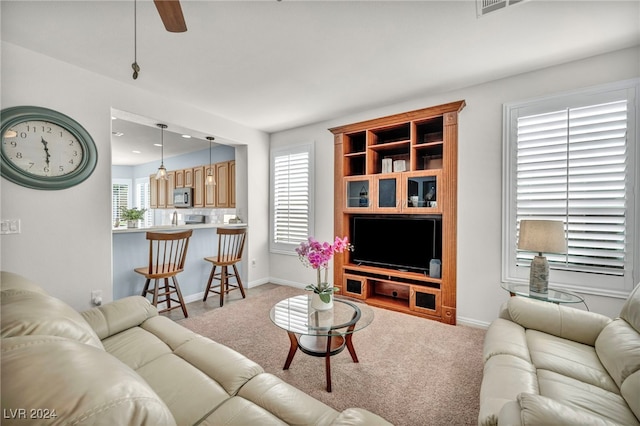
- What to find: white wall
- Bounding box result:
[0,42,270,310]
[269,46,640,326]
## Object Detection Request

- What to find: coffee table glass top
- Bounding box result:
[270,295,374,337]
[501,282,585,304]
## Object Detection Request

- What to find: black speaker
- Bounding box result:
[415,292,436,310]
[346,278,363,295]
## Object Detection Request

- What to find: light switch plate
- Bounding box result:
[1,219,21,234]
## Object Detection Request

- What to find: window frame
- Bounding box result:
[270,142,315,255]
[502,79,639,298]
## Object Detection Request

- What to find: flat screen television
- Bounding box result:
[350,216,441,274]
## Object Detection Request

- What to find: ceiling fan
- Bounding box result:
[153,0,187,33]
[132,0,186,79]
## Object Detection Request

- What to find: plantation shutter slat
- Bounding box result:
[273,151,310,245]
[515,99,628,276]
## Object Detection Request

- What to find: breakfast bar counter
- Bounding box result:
[112,223,247,301]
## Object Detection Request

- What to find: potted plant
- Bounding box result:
[296,236,352,310]
[119,206,147,228]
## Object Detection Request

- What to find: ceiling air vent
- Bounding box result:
[477,0,526,17]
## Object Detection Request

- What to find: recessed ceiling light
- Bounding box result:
[132,150,141,154]
[112,131,124,137]
[181,134,191,139]
[153,143,162,147]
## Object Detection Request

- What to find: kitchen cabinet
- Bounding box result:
[193,166,204,208]
[215,161,229,207]
[149,161,235,209]
[149,172,175,209]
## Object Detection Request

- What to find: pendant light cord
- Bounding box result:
[132,0,140,79]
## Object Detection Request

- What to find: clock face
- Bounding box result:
[2,120,85,177]
[0,106,97,190]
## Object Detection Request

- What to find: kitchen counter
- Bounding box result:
[112,223,247,301]
[112,222,247,234]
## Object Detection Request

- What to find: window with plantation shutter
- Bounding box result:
[112,179,131,228]
[270,143,315,254]
[503,79,638,296]
[135,178,152,228]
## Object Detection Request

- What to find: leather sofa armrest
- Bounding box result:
[500,393,622,426]
[81,296,158,340]
[331,408,393,425]
[507,297,611,346]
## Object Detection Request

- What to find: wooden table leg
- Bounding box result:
[345,333,359,363]
[283,331,298,370]
[325,333,333,392]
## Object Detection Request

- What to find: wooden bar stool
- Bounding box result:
[203,227,247,307]
[135,229,193,318]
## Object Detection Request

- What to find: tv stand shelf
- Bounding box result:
[331,101,465,325]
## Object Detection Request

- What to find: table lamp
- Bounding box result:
[517,220,567,295]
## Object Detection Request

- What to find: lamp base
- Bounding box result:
[529,255,549,296]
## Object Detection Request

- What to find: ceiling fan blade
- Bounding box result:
[153,0,187,33]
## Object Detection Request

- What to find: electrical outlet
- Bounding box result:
[91,290,103,306]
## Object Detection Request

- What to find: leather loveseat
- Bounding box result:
[479,283,640,425]
[0,271,391,425]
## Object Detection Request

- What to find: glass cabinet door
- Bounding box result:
[374,175,400,211]
[344,177,373,211]
[402,170,442,213]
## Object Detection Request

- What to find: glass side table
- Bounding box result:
[501,282,589,310]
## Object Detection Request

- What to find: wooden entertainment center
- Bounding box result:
[330,100,465,325]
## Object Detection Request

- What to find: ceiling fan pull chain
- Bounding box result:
[132,0,140,79]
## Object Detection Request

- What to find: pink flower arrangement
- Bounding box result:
[296,236,351,301]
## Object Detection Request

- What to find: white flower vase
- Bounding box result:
[311,292,333,311]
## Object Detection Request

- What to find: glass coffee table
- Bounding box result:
[269,295,374,392]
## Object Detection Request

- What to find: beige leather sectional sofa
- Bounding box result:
[0,271,391,425]
[479,283,640,425]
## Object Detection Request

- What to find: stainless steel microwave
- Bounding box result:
[173,188,193,208]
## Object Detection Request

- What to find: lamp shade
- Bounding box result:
[518,220,566,254]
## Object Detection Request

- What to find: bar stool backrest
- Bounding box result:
[144,229,193,277]
[216,227,247,266]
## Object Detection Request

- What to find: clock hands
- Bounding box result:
[41,136,51,166]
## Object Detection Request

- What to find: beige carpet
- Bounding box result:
[178,285,486,426]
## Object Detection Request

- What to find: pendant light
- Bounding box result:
[155,124,168,180]
[205,136,216,186]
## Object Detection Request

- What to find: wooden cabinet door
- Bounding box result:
[215,161,229,207]
[175,169,185,188]
[166,171,176,208]
[184,168,194,188]
[192,166,205,207]
[410,286,441,317]
[204,164,216,207]
[373,174,401,212]
[229,160,236,208]
[149,174,158,208]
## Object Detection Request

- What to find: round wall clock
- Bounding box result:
[1,106,98,190]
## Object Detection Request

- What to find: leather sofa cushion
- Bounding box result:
[1,286,103,349]
[507,297,611,346]
[136,352,231,425]
[82,295,158,339]
[506,393,626,426]
[537,369,640,425]
[0,271,48,294]
[478,354,538,426]
[482,318,530,363]
[596,318,640,389]
[238,373,340,425]
[199,396,288,425]
[527,330,619,393]
[622,370,640,421]
[1,335,175,426]
[620,283,640,333]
